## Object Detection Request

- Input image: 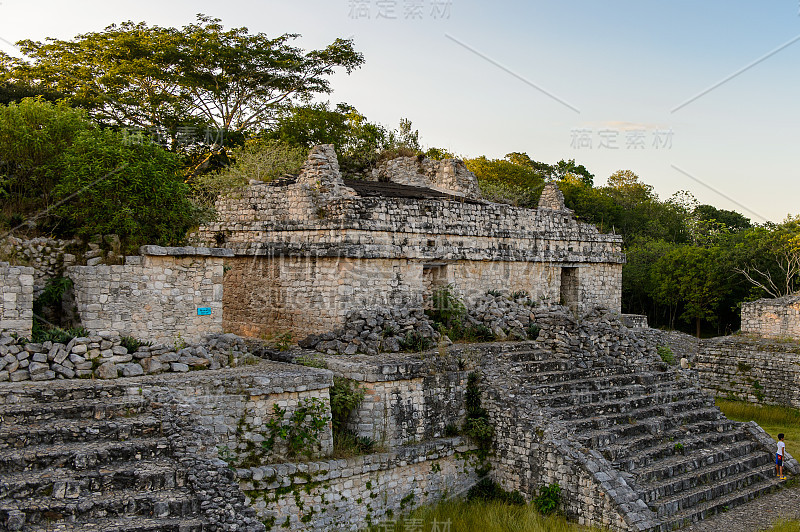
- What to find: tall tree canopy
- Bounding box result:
[2,15,364,144]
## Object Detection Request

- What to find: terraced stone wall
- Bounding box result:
[695,336,800,407]
[0,262,34,337]
[67,247,230,344]
[140,362,335,461]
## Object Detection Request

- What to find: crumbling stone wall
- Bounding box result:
[741,294,800,340]
[0,236,78,298]
[371,155,481,199]
[694,335,800,407]
[0,262,34,337]
[67,246,230,344]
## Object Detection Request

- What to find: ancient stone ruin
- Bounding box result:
[0,146,795,532]
[741,293,800,340]
[196,144,624,340]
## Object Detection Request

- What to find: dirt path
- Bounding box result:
[683,485,800,531]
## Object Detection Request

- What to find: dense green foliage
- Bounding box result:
[0,98,202,250]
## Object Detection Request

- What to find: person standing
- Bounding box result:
[776,433,786,480]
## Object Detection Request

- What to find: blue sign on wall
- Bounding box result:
[197,307,212,316]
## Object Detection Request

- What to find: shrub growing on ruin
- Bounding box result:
[426,284,466,329]
[533,483,561,515]
[330,376,365,433]
[263,398,329,459]
[657,345,675,365]
[463,371,493,448]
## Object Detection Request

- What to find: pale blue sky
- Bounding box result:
[1,1,798,222]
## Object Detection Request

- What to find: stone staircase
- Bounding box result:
[0,381,207,531]
[488,344,786,531]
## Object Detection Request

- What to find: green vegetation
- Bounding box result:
[657,345,675,365]
[463,371,493,448]
[263,398,329,460]
[365,498,601,532]
[716,399,800,458]
[329,376,375,456]
[533,483,562,515]
[767,519,800,532]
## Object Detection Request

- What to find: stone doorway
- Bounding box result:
[560,266,579,309]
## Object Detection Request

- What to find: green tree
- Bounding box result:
[0,98,90,211]
[5,15,364,143]
[53,128,202,249]
[651,245,724,337]
[464,156,545,207]
[266,102,390,175]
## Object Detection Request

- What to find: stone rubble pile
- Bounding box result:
[299,307,440,355]
[0,331,252,382]
[299,292,541,355]
[534,305,664,366]
[463,292,537,340]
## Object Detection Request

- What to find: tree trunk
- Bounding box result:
[696,317,701,338]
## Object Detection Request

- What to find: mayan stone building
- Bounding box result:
[741,293,800,340]
[197,145,625,338]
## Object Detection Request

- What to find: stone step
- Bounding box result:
[574,409,726,449]
[517,364,638,383]
[568,401,719,432]
[639,449,773,505]
[609,424,748,470]
[0,381,133,408]
[630,439,759,482]
[524,370,676,396]
[494,348,554,363]
[0,415,162,449]
[654,476,785,531]
[21,516,206,532]
[0,437,172,474]
[0,487,200,525]
[535,379,694,409]
[650,463,778,518]
[547,390,710,421]
[0,396,149,425]
[0,458,185,500]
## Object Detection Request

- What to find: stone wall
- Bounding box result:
[371,155,481,199]
[323,353,466,447]
[0,262,34,337]
[222,256,422,338]
[139,360,335,460]
[0,236,78,298]
[741,294,800,340]
[237,438,480,531]
[67,246,231,344]
[694,335,800,407]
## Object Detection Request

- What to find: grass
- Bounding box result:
[364,499,602,532]
[766,519,800,531]
[716,399,800,458]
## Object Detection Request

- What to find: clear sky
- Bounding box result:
[1,1,798,222]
